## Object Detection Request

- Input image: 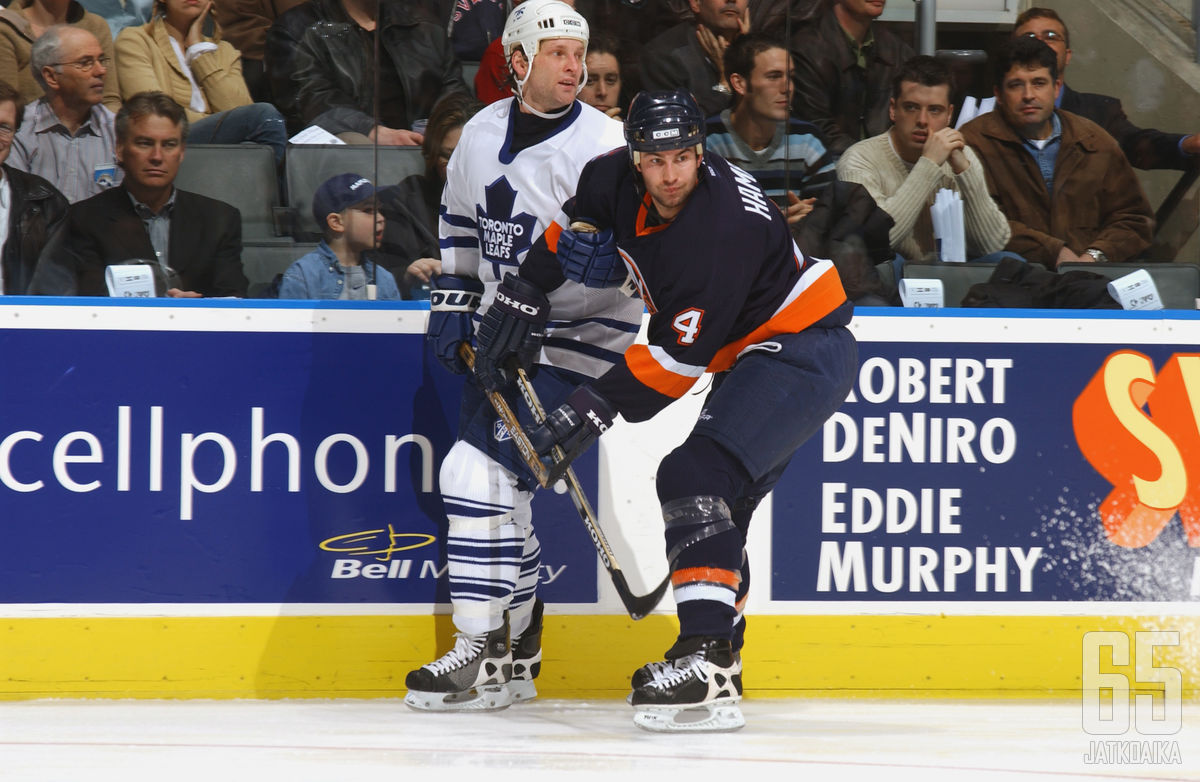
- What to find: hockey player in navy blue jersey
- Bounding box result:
[406,0,640,713]
[472,89,859,732]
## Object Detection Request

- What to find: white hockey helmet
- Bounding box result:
[501,0,589,60]
[501,0,590,99]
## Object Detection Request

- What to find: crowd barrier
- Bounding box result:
[0,299,1196,700]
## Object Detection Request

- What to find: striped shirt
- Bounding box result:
[704,111,836,202]
[10,99,121,204]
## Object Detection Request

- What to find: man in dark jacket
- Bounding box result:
[790,0,913,157]
[265,0,470,141]
[640,0,749,118]
[1013,7,1198,171]
[0,81,67,295]
[29,92,247,297]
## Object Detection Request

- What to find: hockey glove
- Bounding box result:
[427,274,484,374]
[527,386,616,484]
[557,220,626,288]
[474,272,550,391]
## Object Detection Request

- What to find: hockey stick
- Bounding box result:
[458,343,551,488]
[458,344,668,619]
[513,366,671,621]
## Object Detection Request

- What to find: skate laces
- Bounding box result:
[647,653,708,689]
[641,660,675,687]
[424,632,487,676]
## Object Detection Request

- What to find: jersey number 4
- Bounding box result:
[672,308,704,345]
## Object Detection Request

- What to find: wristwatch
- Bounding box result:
[1085,248,1108,263]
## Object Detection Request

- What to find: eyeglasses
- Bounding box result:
[0,124,14,139]
[1021,30,1067,44]
[52,55,111,72]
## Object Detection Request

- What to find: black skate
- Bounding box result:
[630,637,744,732]
[628,649,742,704]
[404,620,512,712]
[509,599,543,703]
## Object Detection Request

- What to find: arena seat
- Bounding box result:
[176,144,283,243]
[242,241,318,297]
[1057,262,1200,310]
[284,145,427,240]
[901,261,1000,307]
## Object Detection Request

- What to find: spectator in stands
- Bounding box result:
[0,79,69,294]
[1013,7,1199,171]
[278,173,401,300]
[578,31,623,119]
[110,0,287,163]
[10,26,121,203]
[265,0,468,143]
[837,55,1010,264]
[213,0,306,103]
[790,0,913,157]
[705,31,834,225]
[0,0,119,110]
[29,91,248,296]
[448,0,506,62]
[379,92,483,298]
[639,0,748,117]
[960,37,1153,269]
[75,0,153,38]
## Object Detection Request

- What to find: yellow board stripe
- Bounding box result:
[1,615,1196,700]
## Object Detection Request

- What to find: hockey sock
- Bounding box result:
[508,527,542,638]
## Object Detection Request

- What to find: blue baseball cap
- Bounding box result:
[312,173,377,226]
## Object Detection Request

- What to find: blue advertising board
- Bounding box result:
[0,300,599,605]
[771,311,1200,604]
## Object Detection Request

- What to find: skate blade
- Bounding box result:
[633,703,745,733]
[508,678,538,703]
[404,684,513,712]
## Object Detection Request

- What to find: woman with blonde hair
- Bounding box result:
[109,0,285,161]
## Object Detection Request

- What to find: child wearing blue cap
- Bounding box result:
[278,173,402,300]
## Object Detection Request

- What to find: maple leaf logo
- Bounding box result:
[476,177,538,277]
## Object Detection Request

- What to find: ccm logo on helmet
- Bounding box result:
[496,289,542,317]
[651,128,681,140]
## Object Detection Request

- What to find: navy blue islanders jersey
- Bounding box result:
[522,148,851,422]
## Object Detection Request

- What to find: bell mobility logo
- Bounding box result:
[320,524,568,584]
[1073,351,1200,550]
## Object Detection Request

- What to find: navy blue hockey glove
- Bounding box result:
[557,220,625,288]
[427,274,484,374]
[474,272,550,391]
[527,386,616,484]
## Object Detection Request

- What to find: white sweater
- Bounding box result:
[836,131,1011,262]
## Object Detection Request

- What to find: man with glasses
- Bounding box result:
[0,79,68,295]
[10,26,119,203]
[1013,7,1199,171]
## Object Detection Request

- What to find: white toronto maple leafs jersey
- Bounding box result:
[439,98,642,380]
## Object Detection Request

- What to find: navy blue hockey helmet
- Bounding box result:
[624,89,705,163]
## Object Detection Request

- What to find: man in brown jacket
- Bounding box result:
[960,36,1153,269]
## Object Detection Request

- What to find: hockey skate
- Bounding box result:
[628,649,741,704]
[404,620,513,712]
[509,599,543,703]
[630,638,744,733]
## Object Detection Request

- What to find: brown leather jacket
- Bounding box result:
[960,109,1154,268]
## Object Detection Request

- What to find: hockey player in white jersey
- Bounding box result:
[406,0,641,712]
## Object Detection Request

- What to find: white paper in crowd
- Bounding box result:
[1107,269,1164,310]
[289,125,345,145]
[931,188,966,262]
[898,278,944,308]
[954,96,995,129]
[105,265,155,298]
